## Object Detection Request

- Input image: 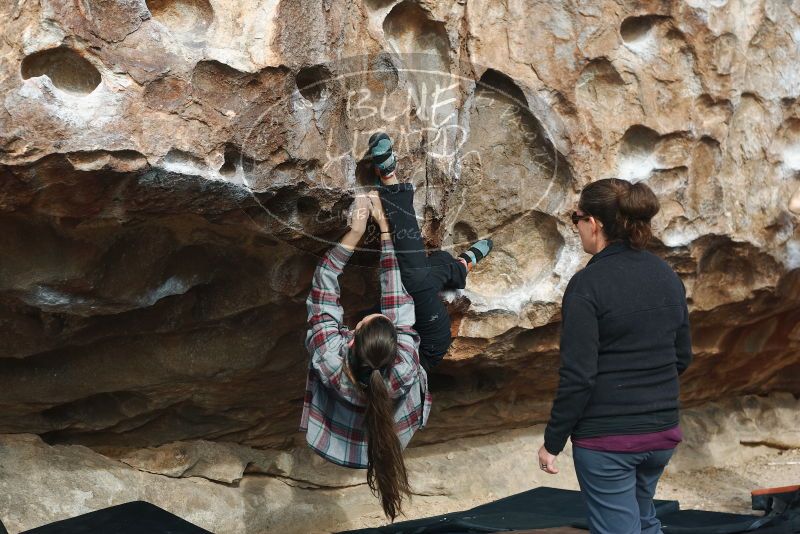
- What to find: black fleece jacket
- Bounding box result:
[544,241,693,455]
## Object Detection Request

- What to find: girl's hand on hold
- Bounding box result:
[368,191,390,233]
[349,194,371,235]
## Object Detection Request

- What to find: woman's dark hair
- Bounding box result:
[352,315,409,521]
[578,178,660,249]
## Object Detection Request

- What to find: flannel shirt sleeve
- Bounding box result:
[305,243,354,389]
[379,236,416,329]
[379,236,422,394]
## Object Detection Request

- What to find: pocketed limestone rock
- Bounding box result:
[0,1,798,529]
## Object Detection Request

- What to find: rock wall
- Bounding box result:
[1,0,800,529]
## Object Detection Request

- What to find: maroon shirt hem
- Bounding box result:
[571,425,683,453]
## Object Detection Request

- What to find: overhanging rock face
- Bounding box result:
[1,0,799,453]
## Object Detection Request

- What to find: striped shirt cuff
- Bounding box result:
[328,243,354,270]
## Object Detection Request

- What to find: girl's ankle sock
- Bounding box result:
[459,239,493,267]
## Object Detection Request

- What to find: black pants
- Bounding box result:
[378,183,467,367]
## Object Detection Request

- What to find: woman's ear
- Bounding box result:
[589,216,599,236]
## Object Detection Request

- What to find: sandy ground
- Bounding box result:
[659,447,800,514]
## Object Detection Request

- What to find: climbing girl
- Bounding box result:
[300,194,430,521]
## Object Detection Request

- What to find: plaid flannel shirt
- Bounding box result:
[300,235,432,468]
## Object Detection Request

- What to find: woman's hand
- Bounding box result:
[537,444,559,474]
[349,194,371,235]
[368,191,390,233]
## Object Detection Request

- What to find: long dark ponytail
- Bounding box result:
[579,178,660,249]
[352,315,410,521]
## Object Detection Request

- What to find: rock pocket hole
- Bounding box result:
[297,197,320,217]
[452,221,478,247]
[297,195,339,234]
[21,47,101,95]
[365,0,396,9]
[617,125,660,182]
[777,118,800,171]
[455,67,568,223]
[576,58,625,109]
[146,0,214,33]
[789,187,800,214]
[372,53,399,94]
[478,69,528,106]
[296,65,332,102]
[620,15,661,43]
[163,148,207,174]
[384,1,448,60]
[384,1,451,122]
[219,145,254,177]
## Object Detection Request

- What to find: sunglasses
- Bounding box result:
[571,211,591,225]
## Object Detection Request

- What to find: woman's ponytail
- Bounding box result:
[364,369,410,521]
[353,315,409,521]
[579,178,660,250]
[617,182,660,249]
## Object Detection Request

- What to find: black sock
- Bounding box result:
[458,246,486,266]
[468,246,486,261]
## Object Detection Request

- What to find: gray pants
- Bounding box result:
[573,446,675,534]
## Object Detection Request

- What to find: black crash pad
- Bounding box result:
[339,487,678,533]
[21,501,212,534]
[340,487,797,534]
[661,509,798,533]
[571,508,780,533]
